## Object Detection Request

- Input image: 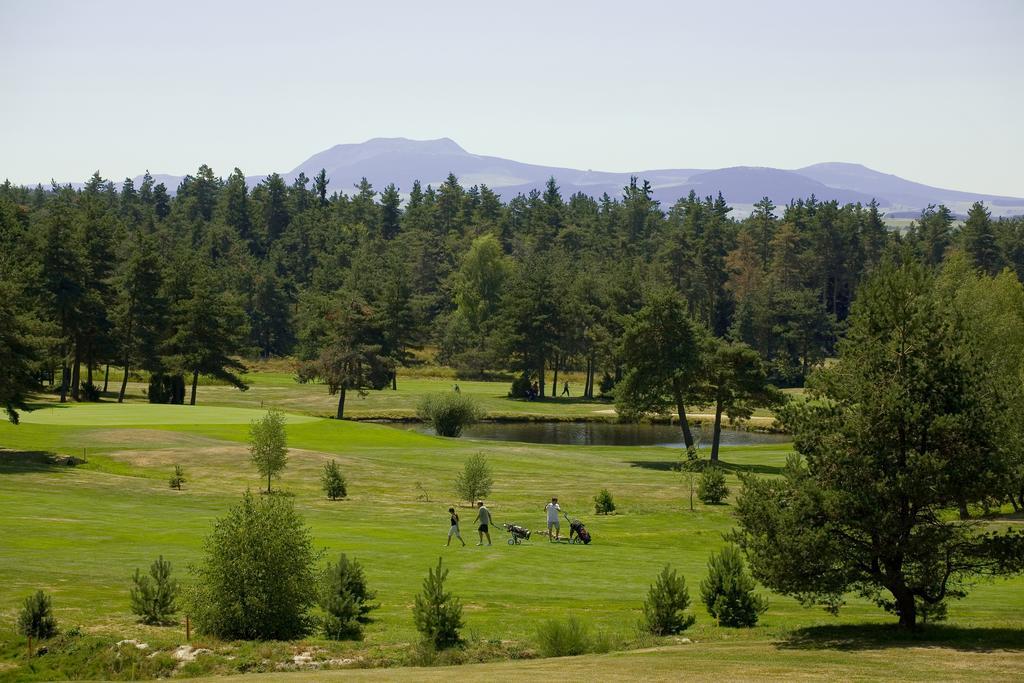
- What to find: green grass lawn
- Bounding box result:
[31,366,782,426]
[0,401,1021,680]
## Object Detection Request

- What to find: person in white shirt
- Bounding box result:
[545,497,561,541]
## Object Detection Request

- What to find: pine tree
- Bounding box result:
[699,545,767,627]
[961,201,1004,275]
[130,555,179,624]
[320,554,377,640]
[643,564,696,635]
[321,460,347,500]
[412,558,463,649]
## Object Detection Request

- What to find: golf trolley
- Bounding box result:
[502,522,532,545]
[564,512,592,544]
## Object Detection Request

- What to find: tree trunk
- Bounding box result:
[710,394,724,463]
[957,500,970,520]
[584,357,592,398]
[102,364,110,393]
[539,359,546,398]
[391,370,397,391]
[86,359,94,394]
[894,588,917,629]
[118,359,129,403]
[267,471,272,494]
[59,361,69,403]
[673,382,695,450]
[336,386,347,419]
[552,353,559,400]
[189,369,199,406]
[70,342,81,401]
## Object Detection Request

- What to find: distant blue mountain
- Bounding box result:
[75,137,1022,217]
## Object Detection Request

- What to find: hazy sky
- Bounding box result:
[2,0,1022,194]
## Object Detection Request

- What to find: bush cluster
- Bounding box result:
[417,392,484,437]
[698,466,730,504]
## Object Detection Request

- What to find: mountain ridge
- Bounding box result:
[48,137,1023,217]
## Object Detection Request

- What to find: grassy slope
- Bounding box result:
[48,368,781,423]
[1,401,1021,679]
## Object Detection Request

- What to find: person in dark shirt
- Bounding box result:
[446,506,465,547]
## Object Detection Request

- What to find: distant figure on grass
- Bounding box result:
[545,497,561,541]
[530,381,540,401]
[474,501,492,546]
[453,384,461,394]
[561,381,570,397]
[446,507,466,547]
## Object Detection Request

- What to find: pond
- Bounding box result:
[391,420,790,448]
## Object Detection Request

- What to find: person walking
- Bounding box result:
[561,381,570,397]
[474,500,492,546]
[545,496,561,541]
[446,506,466,547]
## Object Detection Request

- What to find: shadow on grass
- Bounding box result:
[626,459,782,476]
[778,623,1024,652]
[0,449,68,474]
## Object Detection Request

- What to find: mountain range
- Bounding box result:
[105,137,1024,218]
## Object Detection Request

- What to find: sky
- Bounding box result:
[1,0,1022,195]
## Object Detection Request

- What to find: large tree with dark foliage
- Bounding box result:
[615,290,706,448]
[733,261,1024,628]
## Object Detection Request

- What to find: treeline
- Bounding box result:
[2,167,1023,420]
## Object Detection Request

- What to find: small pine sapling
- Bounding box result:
[130,555,180,625]
[412,557,463,649]
[643,564,696,635]
[594,488,616,515]
[18,590,57,657]
[169,464,185,490]
[321,460,347,500]
[320,554,378,640]
[700,545,767,627]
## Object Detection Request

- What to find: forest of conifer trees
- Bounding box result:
[2,166,1023,422]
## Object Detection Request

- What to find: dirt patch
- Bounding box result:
[86,429,221,447]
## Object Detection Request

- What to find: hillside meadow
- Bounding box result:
[0,379,1021,680]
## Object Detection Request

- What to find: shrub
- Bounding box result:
[453,452,493,505]
[417,392,484,437]
[169,464,185,490]
[250,409,288,493]
[188,491,318,640]
[509,371,532,399]
[321,460,347,500]
[536,615,592,657]
[642,564,696,635]
[412,558,463,649]
[80,381,101,401]
[594,488,616,515]
[18,590,58,641]
[320,554,378,640]
[698,466,730,504]
[130,555,179,625]
[699,545,768,627]
[598,372,616,396]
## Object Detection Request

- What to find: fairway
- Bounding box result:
[18,403,322,426]
[1,399,1022,680]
